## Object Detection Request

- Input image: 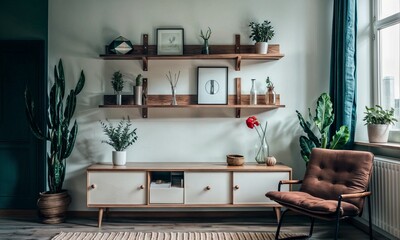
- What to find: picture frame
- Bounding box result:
[157,28,184,55]
[197,67,228,105]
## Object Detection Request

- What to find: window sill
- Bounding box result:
[355,141,400,151]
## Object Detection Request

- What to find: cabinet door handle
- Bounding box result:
[139,185,145,190]
[90,184,96,189]
[234,185,240,190]
[205,186,211,191]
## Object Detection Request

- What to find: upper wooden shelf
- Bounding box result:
[99,34,284,71]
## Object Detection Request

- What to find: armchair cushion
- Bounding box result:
[266,191,360,219]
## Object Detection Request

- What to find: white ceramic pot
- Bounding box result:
[112,151,126,166]
[255,42,268,54]
[367,124,390,143]
[134,86,143,105]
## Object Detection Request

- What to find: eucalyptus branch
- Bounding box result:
[166,70,180,88]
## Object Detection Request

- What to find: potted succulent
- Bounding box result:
[134,74,143,105]
[25,59,85,223]
[100,117,138,166]
[363,105,397,143]
[111,70,124,105]
[249,20,275,54]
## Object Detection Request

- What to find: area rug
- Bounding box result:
[51,231,305,240]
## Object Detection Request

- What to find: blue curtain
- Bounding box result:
[330,0,357,147]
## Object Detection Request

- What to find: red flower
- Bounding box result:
[246,116,260,129]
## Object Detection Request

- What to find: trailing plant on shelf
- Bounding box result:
[363,105,397,125]
[25,59,85,194]
[296,93,350,165]
[100,117,138,152]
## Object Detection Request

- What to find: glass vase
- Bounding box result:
[171,86,177,105]
[201,39,210,54]
[265,88,276,105]
[254,136,269,164]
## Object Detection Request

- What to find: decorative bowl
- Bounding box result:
[226,154,245,166]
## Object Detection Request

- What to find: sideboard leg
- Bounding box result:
[98,208,104,228]
[273,207,281,223]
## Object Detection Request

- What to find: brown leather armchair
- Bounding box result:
[266,148,374,240]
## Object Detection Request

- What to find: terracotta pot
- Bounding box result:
[367,124,390,143]
[37,190,71,224]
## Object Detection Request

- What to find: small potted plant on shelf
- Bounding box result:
[134,74,143,105]
[249,20,275,54]
[111,71,124,105]
[265,76,276,105]
[100,117,138,166]
[363,105,397,143]
[25,59,85,223]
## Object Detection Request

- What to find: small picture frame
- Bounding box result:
[157,28,184,55]
[197,67,228,105]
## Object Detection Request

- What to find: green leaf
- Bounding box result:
[314,93,334,134]
[75,71,85,94]
[329,125,350,149]
[57,59,65,99]
[63,120,78,159]
[296,110,320,147]
[24,88,46,140]
[299,136,316,164]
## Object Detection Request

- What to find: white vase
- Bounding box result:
[112,151,126,166]
[367,124,390,143]
[255,42,268,54]
[134,86,143,105]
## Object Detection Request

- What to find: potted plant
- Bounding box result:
[100,117,138,166]
[296,93,350,165]
[25,59,85,223]
[363,105,397,143]
[249,20,275,54]
[134,74,143,105]
[111,70,124,105]
[265,76,276,105]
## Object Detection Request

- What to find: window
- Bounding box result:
[374,0,400,130]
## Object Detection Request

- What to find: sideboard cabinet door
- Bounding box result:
[233,172,289,204]
[185,172,231,204]
[88,171,146,205]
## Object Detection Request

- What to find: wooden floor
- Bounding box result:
[0,214,382,240]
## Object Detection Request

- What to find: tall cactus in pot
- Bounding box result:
[25,59,85,193]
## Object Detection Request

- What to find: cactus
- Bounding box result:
[25,59,85,193]
[135,74,143,86]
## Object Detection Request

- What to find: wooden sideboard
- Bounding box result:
[87,162,292,227]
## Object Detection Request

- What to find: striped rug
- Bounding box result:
[51,231,304,240]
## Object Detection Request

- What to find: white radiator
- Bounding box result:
[368,156,400,239]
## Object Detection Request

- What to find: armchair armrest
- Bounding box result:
[278,179,303,191]
[340,191,371,200]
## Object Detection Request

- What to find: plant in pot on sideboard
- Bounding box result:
[25,59,85,224]
[100,117,138,166]
[363,105,397,143]
[111,70,124,105]
[249,20,275,54]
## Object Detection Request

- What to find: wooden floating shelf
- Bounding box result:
[99,104,285,109]
[100,34,284,71]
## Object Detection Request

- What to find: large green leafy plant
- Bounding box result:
[100,118,138,151]
[25,59,85,193]
[296,93,350,164]
[249,20,275,42]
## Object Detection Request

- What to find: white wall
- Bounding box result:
[48,0,334,211]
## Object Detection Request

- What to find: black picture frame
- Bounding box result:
[156,28,184,55]
[197,67,228,105]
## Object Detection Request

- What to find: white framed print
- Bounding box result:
[156,28,184,55]
[197,67,228,105]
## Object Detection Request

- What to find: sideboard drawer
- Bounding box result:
[87,171,146,205]
[185,172,231,204]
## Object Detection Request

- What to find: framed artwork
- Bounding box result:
[157,28,184,55]
[197,67,228,105]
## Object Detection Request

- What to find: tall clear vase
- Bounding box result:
[254,136,269,164]
[171,86,177,105]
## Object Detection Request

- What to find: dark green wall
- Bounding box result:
[0,0,47,40]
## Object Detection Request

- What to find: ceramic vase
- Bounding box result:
[112,151,126,166]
